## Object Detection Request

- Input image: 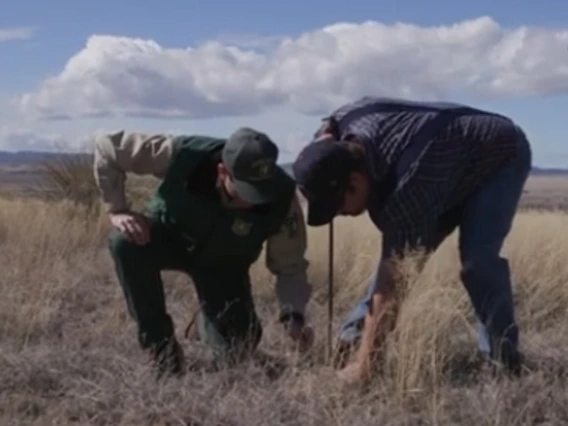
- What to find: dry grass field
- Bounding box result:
[1,163,568,425]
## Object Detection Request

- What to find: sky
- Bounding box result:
[1,0,567,167]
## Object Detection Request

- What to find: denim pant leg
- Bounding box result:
[476,319,491,354]
[337,270,492,349]
[458,128,532,368]
[337,207,465,345]
[337,271,377,344]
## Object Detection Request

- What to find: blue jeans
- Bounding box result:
[339,271,492,353]
[338,127,532,367]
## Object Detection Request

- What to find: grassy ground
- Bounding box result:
[1,188,568,425]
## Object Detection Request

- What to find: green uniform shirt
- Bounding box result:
[93,130,312,316]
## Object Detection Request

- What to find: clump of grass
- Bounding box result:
[30,152,159,218]
[1,188,567,425]
[31,153,99,212]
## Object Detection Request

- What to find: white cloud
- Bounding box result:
[16,16,568,120]
[211,32,287,50]
[0,27,35,42]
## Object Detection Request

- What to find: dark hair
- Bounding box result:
[331,139,367,195]
[342,139,367,173]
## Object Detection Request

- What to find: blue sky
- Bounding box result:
[1,0,567,167]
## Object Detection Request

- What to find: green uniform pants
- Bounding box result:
[108,218,263,358]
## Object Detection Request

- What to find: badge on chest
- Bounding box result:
[231,218,253,236]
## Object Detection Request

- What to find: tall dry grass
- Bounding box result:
[1,187,567,425]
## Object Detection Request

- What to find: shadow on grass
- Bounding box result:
[184,349,290,382]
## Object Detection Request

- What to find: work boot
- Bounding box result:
[148,336,186,379]
[501,346,525,377]
[479,343,528,378]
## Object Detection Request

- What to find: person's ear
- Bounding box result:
[217,162,228,178]
[347,171,364,192]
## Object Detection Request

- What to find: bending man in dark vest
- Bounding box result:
[292,96,532,385]
[94,127,314,378]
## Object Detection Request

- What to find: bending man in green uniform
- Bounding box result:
[93,127,314,377]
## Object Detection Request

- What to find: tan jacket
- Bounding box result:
[94,130,312,316]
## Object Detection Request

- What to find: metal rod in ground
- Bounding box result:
[327,219,334,362]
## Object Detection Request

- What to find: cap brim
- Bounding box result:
[306,196,339,226]
[232,166,287,204]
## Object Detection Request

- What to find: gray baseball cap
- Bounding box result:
[222,127,287,204]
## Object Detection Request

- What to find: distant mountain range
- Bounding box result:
[0,150,567,176]
[0,151,92,166]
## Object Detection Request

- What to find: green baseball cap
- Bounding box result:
[222,127,286,204]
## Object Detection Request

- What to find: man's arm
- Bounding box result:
[93,130,177,213]
[352,225,434,372]
[356,254,403,368]
[349,129,467,373]
[265,192,312,326]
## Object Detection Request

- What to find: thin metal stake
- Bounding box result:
[327,220,334,362]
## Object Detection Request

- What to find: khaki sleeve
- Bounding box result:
[265,192,312,317]
[93,130,177,213]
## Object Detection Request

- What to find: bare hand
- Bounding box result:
[109,212,151,245]
[337,360,369,387]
